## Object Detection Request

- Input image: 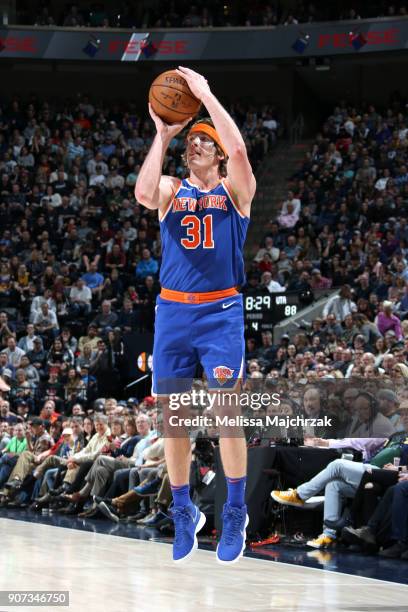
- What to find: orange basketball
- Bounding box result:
[149,70,201,125]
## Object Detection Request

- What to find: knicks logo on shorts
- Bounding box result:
[213,366,235,385]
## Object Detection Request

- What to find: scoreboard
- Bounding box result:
[244,292,299,333]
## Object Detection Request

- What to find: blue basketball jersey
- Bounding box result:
[159,178,249,292]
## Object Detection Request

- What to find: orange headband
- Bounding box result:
[187,123,227,156]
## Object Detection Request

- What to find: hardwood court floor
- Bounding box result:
[1,518,407,612]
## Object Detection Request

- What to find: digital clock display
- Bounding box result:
[244,295,272,311]
[244,292,298,333]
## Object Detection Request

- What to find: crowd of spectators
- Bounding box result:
[0,388,220,529]
[1,371,408,559]
[246,95,408,388]
[240,95,408,556]
[270,389,408,554]
[15,1,408,30]
[0,395,173,526]
[0,93,276,414]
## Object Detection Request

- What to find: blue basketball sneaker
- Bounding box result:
[216,503,249,564]
[170,504,206,564]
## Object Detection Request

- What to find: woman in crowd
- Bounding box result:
[47,338,75,370]
[83,416,96,445]
[64,368,87,406]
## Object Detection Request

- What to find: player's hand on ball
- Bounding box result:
[149,103,192,138]
[176,66,211,101]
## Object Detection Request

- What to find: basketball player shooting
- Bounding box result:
[135,66,256,564]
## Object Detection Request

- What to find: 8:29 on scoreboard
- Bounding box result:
[244,292,298,333]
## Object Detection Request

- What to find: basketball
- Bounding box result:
[149,69,201,124]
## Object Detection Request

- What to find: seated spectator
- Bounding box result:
[322,285,357,322]
[10,369,34,404]
[30,416,86,497]
[29,424,77,504]
[33,302,59,343]
[78,324,101,355]
[392,362,408,381]
[39,399,61,423]
[277,191,301,229]
[1,337,25,369]
[257,252,273,274]
[376,301,403,340]
[60,328,78,355]
[135,248,158,280]
[13,263,30,301]
[344,475,408,559]
[0,399,19,425]
[49,414,111,511]
[64,367,87,405]
[310,269,332,290]
[91,300,118,333]
[101,269,124,306]
[0,262,12,302]
[266,273,286,293]
[46,338,74,369]
[381,353,396,377]
[283,235,301,260]
[0,421,11,452]
[3,417,51,494]
[0,422,27,487]
[26,337,47,374]
[75,345,94,370]
[301,385,340,437]
[43,369,65,407]
[30,289,56,323]
[377,389,405,432]
[0,361,14,389]
[78,365,97,400]
[87,152,108,178]
[254,236,280,263]
[18,324,38,353]
[81,262,104,301]
[354,313,382,346]
[105,244,126,272]
[69,278,92,316]
[116,298,139,333]
[15,399,30,423]
[324,314,343,338]
[0,311,16,348]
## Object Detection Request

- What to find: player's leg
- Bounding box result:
[219,436,247,497]
[165,435,191,485]
[162,400,206,563]
[153,297,206,563]
[213,391,249,564]
[197,296,249,564]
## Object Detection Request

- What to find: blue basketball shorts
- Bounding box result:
[152,293,245,394]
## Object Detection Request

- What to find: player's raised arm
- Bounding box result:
[135,104,192,211]
[176,66,256,216]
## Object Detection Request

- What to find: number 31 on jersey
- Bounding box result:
[181,214,214,249]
